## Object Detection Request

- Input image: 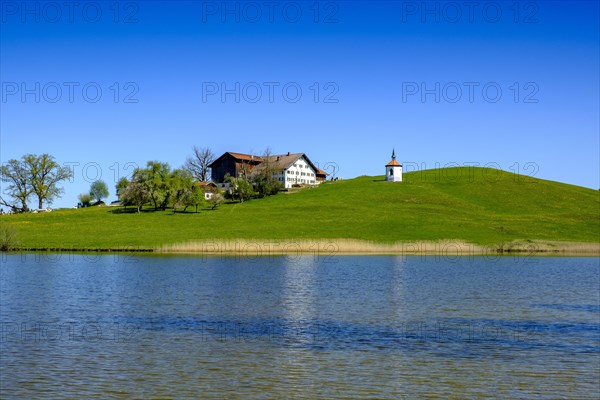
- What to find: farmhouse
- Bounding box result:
[209,151,328,189]
[209,152,263,182]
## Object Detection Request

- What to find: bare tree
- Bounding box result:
[185,146,215,182]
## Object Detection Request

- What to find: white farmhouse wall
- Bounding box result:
[275,156,317,188]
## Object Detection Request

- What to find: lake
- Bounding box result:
[1,253,599,399]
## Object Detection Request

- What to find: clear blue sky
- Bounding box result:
[1,1,599,208]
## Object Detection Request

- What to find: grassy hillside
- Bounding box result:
[1,167,598,250]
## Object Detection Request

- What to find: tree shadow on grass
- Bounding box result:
[108,204,229,214]
[109,207,213,215]
[108,207,155,214]
[170,210,203,214]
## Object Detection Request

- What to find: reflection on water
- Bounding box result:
[1,254,599,398]
[282,255,317,345]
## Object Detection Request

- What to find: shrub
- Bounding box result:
[0,224,19,251]
[78,193,92,207]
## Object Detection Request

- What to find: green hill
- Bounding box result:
[1,167,599,252]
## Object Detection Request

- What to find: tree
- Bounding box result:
[115,161,214,213]
[120,169,150,213]
[90,180,109,203]
[225,175,254,203]
[144,161,172,210]
[185,184,206,213]
[252,147,283,197]
[78,193,92,207]
[170,169,208,213]
[23,154,73,209]
[207,192,224,210]
[116,177,130,201]
[0,159,32,213]
[170,168,194,213]
[185,146,215,182]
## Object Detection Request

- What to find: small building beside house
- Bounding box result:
[196,181,218,200]
[316,169,328,183]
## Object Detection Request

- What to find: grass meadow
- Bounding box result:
[2,168,598,253]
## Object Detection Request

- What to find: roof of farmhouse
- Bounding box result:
[211,151,327,175]
[226,152,263,162]
[263,153,305,170]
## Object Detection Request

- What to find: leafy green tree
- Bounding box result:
[144,161,172,210]
[23,154,73,209]
[185,184,206,213]
[251,147,283,197]
[78,193,92,207]
[170,170,208,213]
[90,180,109,203]
[0,159,32,212]
[116,177,130,201]
[225,176,254,203]
[170,168,194,213]
[115,161,212,213]
[120,169,150,213]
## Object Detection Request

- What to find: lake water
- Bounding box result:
[1,253,599,399]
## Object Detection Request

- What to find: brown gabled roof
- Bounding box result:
[386,159,401,167]
[316,169,329,176]
[262,153,303,170]
[261,153,322,173]
[212,151,323,174]
[227,152,263,162]
[195,181,217,192]
[209,152,263,168]
[196,181,217,187]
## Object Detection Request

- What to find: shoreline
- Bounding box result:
[3,239,599,256]
[156,239,600,256]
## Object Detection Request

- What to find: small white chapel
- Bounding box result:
[385,149,402,182]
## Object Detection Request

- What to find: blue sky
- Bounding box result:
[1,0,599,208]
